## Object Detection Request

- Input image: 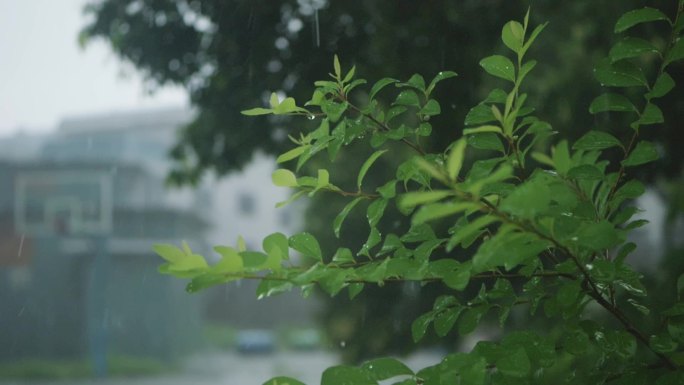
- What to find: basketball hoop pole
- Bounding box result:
[15,170,114,376]
[88,235,109,378]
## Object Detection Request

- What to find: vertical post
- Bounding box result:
[88,235,109,378]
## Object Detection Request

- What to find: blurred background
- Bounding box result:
[0,0,682,384]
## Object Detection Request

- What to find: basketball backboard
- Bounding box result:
[14,171,113,236]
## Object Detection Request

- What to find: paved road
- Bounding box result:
[0,350,441,385]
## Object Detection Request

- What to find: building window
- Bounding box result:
[238,193,256,216]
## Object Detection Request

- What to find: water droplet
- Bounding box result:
[339,340,346,348]
[307,114,316,120]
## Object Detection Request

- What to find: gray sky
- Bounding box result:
[0,0,188,137]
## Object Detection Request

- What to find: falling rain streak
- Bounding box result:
[314,8,320,47]
[17,234,24,258]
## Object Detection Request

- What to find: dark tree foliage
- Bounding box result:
[84,0,684,362]
[82,0,683,185]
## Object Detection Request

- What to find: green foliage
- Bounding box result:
[153,3,684,384]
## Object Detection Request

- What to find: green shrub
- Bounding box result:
[155,3,684,384]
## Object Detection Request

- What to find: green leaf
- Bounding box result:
[361,358,414,380]
[153,244,185,263]
[573,130,623,151]
[594,58,648,87]
[518,60,537,84]
[647,73,675,99]
[473,231,549,272]
[333,197,364,238]
[650,334,678,353]
[574,220,621,251]
[240,251,269,269]
[166,254,208,274]
[263,232,289,261]
[612,181,646,211]
[316,169,330,188]
[434,307,462,337]
[465,104,497,126]
[426,71,457,95]
[622,141,659,167]
[460,356,487,385]
[500,177,551,219]
[318,269,349,296]
[496,347,531,378]
[609,37,659,62]
[333,54,342,78]
[289,232,322,261]
[276,190,306,208]
[394,90,420,107]
[212,246,244,273]
[458,305,487,335]
[377,180,396,199]
[637,103,664,126]
[447,139,467,181]
[263,377,306,385]
[272,169,299,187]
[419,99,441,116]
[521,23,547,56]
[611,331,637,358]
[614,7,670,33]
[443,269,470,291]
[479,55,516,82]
[411,312,433,342]
[463,125,503,135]
[467,132,505,152]
[416,122,432,137]
[277,145,310,164]
[447,215,499,251]
[398,190,453,210]
[405,74,426,91]
[551,140,571,175]
[413,202,476,225]
[627,298,650,315]
[615,242,637,265]
[665,38,684,66]
[348,283,364,299]
[567,165,603,180]
[369,78,399,101]
[343,65,356,83]
[359,227,382,257]
[358,150,388,190]
[483,88,508,104]
[274,97,299,114]
[367,198,388,227]
[321,100,348,122]
[241,107,273,116]
[589,93,637,114]
[321,365,375,385]
[332,247,354,264]
[502,20,524,53]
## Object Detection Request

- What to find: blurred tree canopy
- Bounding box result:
[83,0,683,361]
[82,0,682,184]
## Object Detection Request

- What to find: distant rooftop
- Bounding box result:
[58,106,196,134]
